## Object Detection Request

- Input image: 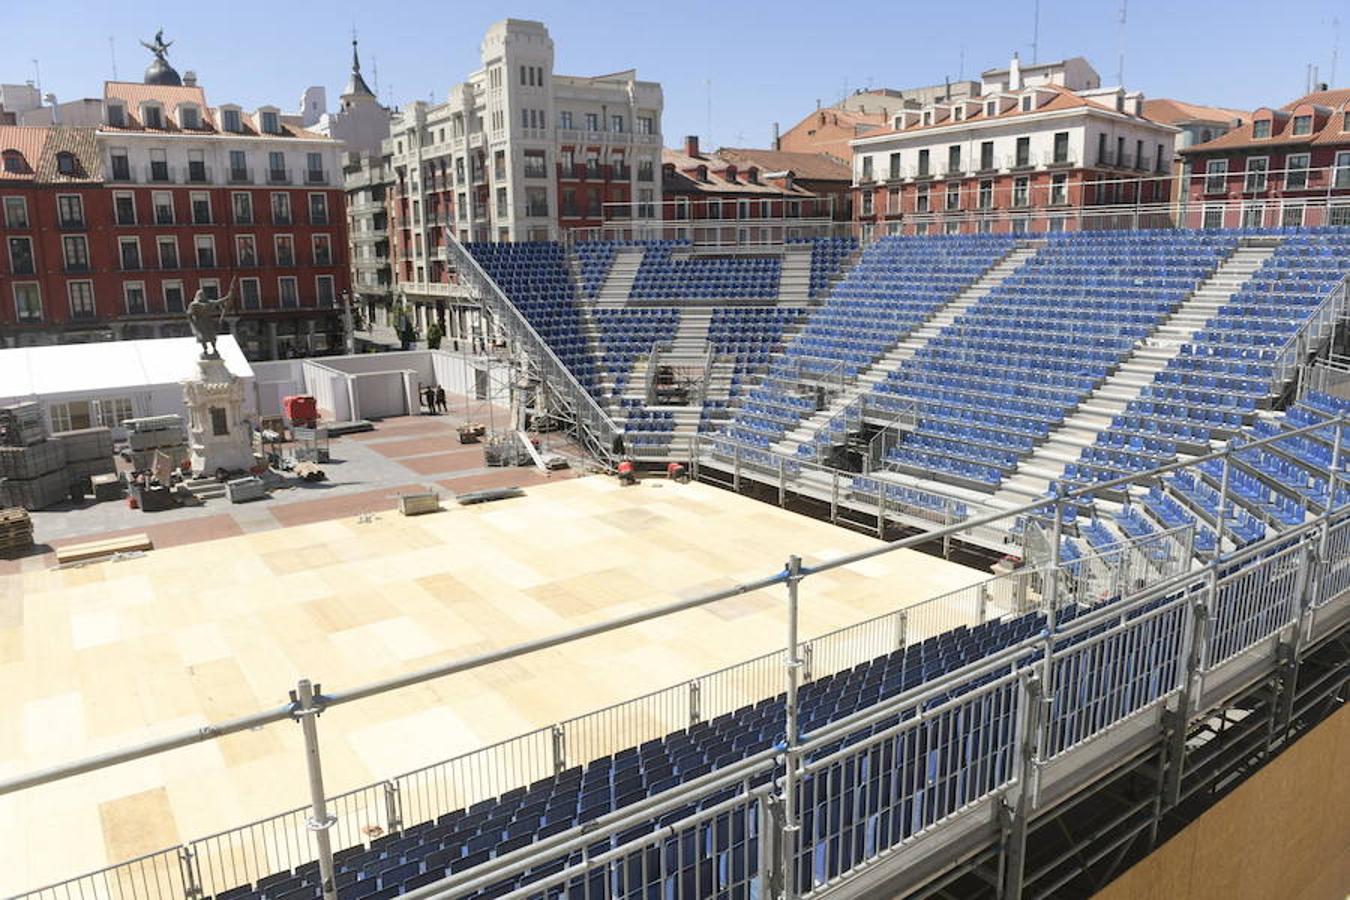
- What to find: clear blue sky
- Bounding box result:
[9,0,1346,147]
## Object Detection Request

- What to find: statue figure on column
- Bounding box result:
[187,277,237,358]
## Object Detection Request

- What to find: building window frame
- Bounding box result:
[163,280,185,313]
[157,236,179,270]
[1244,156,1269,192]
[1285,152,1311,190]
[278,275,299,308]
[67,280,96,319]
[7,235,35,276]
[118,236,142,271]
[13,282,42,323]
[123,280,148,315]
[3,196,28,228]
[1204,159,1228,194]
[113,191,137,226]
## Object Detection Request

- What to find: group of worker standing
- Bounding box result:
[418,383,448,415]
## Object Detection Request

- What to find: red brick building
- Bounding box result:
[0,125,111,343]
[850,81,1179,237]
[0,50,350,360]
[1177,88,1350,229]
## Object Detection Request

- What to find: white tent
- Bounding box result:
[0,336,255,433]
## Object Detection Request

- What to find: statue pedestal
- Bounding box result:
[183,357,254,476]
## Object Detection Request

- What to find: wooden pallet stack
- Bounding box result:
[0,507,33,557]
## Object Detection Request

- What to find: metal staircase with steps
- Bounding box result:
[988,240,1282,509]
[768,242,1041,456]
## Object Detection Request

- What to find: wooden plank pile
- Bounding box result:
[55,532,152,565]
[0,507,33,557]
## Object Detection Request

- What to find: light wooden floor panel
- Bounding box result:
[1,476,986,893]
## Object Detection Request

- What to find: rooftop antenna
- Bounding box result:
[31,59,41,97]
[705,77,712,146]
[959,45,966,81]
[1031,0,1040,64]
[1332,17,1341,86]
[108,36,118,80]
[1116,0,1128,86]
[372,55,380,95]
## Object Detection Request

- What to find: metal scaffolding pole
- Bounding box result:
[781,555,803,900]
[294,679,337,900]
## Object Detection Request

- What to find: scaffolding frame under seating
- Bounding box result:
[4,415,1350,900]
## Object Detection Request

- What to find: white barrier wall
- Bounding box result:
[301,361,352,422]
[353,371,413,419]
[243,350,503,423]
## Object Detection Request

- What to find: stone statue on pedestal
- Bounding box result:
[187,278,236,358]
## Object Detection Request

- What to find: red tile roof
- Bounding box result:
[1181,89,1350,154]
[1141,98,1248,127]
[0,125,101,183]
[0,125,47,181]
[714,148,851,182]
[855,85,1142,143]
[662,147,813,196]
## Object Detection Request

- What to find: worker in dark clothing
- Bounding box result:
[617,458,637,486]
[435,385,448,413]
[667,461,688,483]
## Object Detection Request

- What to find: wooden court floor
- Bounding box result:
[0,475,987,893]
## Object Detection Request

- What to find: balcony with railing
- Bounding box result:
[228,167,253,185]
[305,168,328,185]
[146,163,174,184]
[186,163,211,184]
[268,168,292,185]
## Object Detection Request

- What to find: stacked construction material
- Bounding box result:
[0,414,68,509]
[123,415,188,472]
[0,403,46,448]
[0,507,34,557]
[52,427,117,497]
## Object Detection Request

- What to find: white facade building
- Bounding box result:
[384,18,664,246]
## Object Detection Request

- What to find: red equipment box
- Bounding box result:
[282,395,318,427]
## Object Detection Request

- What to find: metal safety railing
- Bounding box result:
[1271,274,1349,389]
[6,416,1349,900]
[445,236,620,465]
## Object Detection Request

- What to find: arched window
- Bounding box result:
[55,151,77,176]
[2,150,25,174]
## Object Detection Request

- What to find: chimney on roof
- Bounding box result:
[44,93,57,124]
[1009,52,1022,91]
[944,77,950,101]
[816,98,821,109]
[183,70,198,87]
[772,121,780,151]
[684,135,700,158]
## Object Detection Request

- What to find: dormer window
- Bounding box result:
[985,100,997,116]
[1253,119,1271,139]
[55,152,77,176]
[953,106,964,121]
[260,110,280,134]
[179,105,200,130]
[922,111,933,126]
[222,108,241,133]
[1020,95,1033,112]
[893,116,902,130]
[106,104,125,127]
[696,165,708,181]
[2,150,25,174]
[141,103,163,129]
[1292,114,1312,136]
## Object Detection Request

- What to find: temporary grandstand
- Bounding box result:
[5,224,1349,900]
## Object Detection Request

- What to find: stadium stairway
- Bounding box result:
[594,246,645,307]
[770,242,1039,457]
[991,240,1283,507]
[776,243,814,305]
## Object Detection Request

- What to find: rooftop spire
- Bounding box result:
[343,32,374,98]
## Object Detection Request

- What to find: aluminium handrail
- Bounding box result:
[445,236,620,462]
[1270,273,1350,388]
